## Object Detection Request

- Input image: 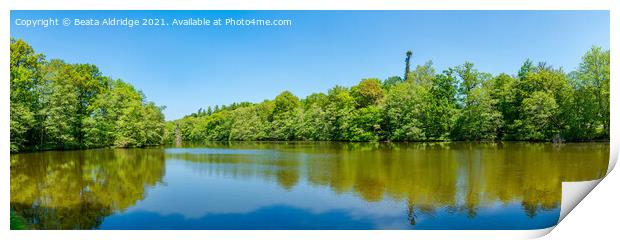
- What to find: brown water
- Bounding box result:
[10,142,609,230]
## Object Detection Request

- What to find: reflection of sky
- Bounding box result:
[103,158,559,230]
[165,148,274,155]
[412,204,558,230]
[123,160,405,218]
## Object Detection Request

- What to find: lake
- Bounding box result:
[10,142,609,230]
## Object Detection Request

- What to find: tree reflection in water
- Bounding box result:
[10,148,165,229]
[10,142,608,229]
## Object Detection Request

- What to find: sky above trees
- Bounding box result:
[10,10,610,120]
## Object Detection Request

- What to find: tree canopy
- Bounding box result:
[170,46,609,143]
[10,39,165,152]
[10,38,610,151]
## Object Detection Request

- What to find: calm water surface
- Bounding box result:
[10,142,609,230]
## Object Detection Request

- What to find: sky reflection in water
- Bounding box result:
[10,142,609,230]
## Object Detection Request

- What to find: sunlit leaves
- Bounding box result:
[10,39,166,152]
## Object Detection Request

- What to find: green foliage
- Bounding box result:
[351,78,384,108]
[324,86,356,140]
[381,82,426,141]
[510,65,574,141]
[10,211,28,230]
[10,39,165,152]
[450,63,502,140]
[382,76,403,89]
[10,38,44,151]
[11,148,165,229]
[297,93,331,140]
[11,38,608,145]
[565,46,610,140]
[407,60,436,86]
[230,103,272,141]
[170,47,608,143]
[346,106,383,141]
[514,91,559,140]
[452,86,503,140]
[271,91,301,140]
[486,74,518,139]
[424,71,458,140]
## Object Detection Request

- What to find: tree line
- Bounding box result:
[10,38,610,152]
[10,39,166,152]
[171,47,609,143]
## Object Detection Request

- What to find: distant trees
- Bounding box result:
[171,47,609,143]
[10,39,165,152]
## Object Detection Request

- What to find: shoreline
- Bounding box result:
[10,139,611,154]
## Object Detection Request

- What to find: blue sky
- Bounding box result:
[10,11,609,120]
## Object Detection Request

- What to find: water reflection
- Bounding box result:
[10,148,165,229]
[10,142,608,229]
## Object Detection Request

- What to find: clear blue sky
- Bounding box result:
[10,11,609,120]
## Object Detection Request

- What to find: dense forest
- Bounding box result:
[10,39,166,152]
[10,38,610,153]
[170,47,609,143]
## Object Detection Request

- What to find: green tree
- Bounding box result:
[298,93,331,140]
[382,76,403,90]
[144,47,607,144]
[518,59,534,79]
[271,91,301,140]
[351,78,384,108]
[452,86,503,140]
[346,106,383,141]
[10,39,166,151]
[424,71,458,139]
[10,39,44,152]
[39,60,81,149]
[514,91,559,140]
[408,61,436,86]
[486,74,518,139]
[325,86,356,140]
[568,46,610,139]
[450,63,501,140]
[453,62,491,107]
[229,103,272,140]
[511,65,573,141]
[383,82,426,141]
[83,79,165,148]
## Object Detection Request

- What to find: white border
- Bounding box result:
[1,1,617,239]
[0,0,614,10]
